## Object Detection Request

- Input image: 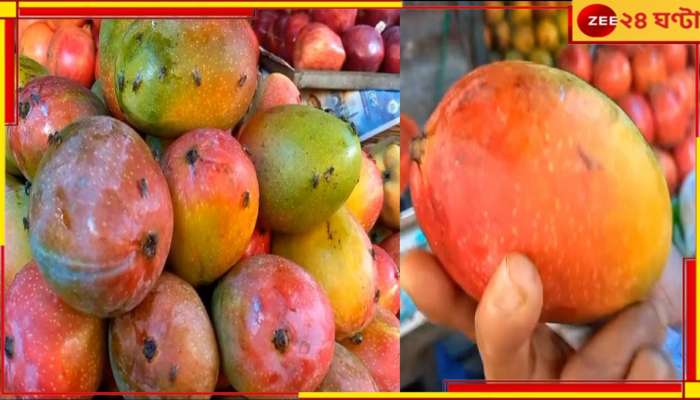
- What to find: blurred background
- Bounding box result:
[400,1,696,391]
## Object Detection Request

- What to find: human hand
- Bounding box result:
[401,248,680,380]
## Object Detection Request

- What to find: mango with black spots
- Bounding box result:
[410,61,671,324]
[9,75,107,181]
[272,207,377,339]
[103,19,258,138]
[239,105,361,233]
[4,261,106,393]
[29,116,174,317]
[109,272,219,393]
[161,128,259,286]
[212,254,335,392]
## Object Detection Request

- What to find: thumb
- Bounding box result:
[475,253,543,379]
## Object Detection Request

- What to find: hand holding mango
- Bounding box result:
[402,247,680,380]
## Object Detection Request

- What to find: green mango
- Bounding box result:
[239,105,362,233]
[108,19,258,137]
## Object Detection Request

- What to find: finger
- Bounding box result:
[475,253,543,379]
[561,301,668,380]
[400,249,477,338]
[626,347,677,380]
[650,245,683,328]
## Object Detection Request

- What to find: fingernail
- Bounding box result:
[493,256,527,313]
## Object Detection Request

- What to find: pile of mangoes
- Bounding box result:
[6,18,399,394]
[556,43,696,195]
[482,1,569,65]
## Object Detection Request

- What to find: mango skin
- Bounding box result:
[4,262,106,393]
[29,116,174,317]
[239,105,361,233]
[5,175,31,291]
[340,308,400,392]
[272,207,377,339]
[212,254,335,392]
[9,76,107,181]
[410,61,672,324]
[317,343,377,392]
[109,272,219,394]
[367,137,400,229]
[110,19,258,137]
[161,128,259,286]
[345,150,384,232]
[97,19,133,121]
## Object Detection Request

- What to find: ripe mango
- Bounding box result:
[317,343,377,392]
[109,273,219,393]
[410,61,671,323]
[4,262,106,392]
[162,128,259,286]
[273,207,377,339]
[345,150,384,232]
[29,116,174,317]
[212,254,335,392]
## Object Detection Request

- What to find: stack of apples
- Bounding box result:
[253,9,400,73]
[557,44,696,195]
[19,18,98,88]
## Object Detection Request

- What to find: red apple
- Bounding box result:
[649,82,689,148]
[632,47,668,93]
[373,245,399,314]
[18,19,42,37]
[667,68,695,115]
[266,13,289,57]
[252,9,279,47]
[342,25,385,72]
[557,45,592,82]
[251,72,301,114]
[592,48,632,100]
[381,25,400,73]
[655,148,678,194]
[357,9,400,28]
[674,134,695,182]
[293,23,346,71]
[46,25,95,87]
[617,93,655,143]
[660,44,688,74]
[311,9,357,33]
[280,11,311,63]
[19,22,53,67]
